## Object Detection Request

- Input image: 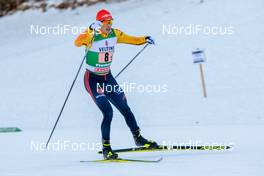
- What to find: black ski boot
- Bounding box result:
[132,129,158,148]
[102,140,118,160]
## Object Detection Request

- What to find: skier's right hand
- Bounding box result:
[89,21,103,31]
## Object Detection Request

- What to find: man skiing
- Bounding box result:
[74,9,157,160]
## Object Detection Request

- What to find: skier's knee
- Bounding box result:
[121,105,132,116]
[103,108,113,122]
[105,110,113,119]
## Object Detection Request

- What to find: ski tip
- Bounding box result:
[157,157,163,162]
[226,145,234,150]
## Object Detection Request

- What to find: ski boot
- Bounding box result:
[102,140,118,160]
[132,129,158,149]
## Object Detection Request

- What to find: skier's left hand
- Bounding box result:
[145,36,155,45]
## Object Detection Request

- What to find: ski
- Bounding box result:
[80,157,162,163]
[98,145,233,154]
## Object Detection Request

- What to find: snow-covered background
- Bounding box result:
[0,0,264,175]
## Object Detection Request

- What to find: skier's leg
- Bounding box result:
[84,71,118,159]
[84,71,113,141]
[96,97,114,141]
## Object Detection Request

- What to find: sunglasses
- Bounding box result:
[101,20,113,25]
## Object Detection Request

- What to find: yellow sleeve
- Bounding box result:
[114,29,147,45]
[74,28,94,48]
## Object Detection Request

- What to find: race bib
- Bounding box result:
[98,52,113,63]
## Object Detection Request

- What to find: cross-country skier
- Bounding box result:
[74,9,157,159]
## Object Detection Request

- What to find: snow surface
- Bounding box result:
[0,0,264,175]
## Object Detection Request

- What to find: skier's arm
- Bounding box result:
[114,29,147,45]
[74,29,93,47]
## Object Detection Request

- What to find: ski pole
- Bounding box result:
[45,54,86,148]
[115,43,149,79]
[45,33,95,148]
[46,29,95,148]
